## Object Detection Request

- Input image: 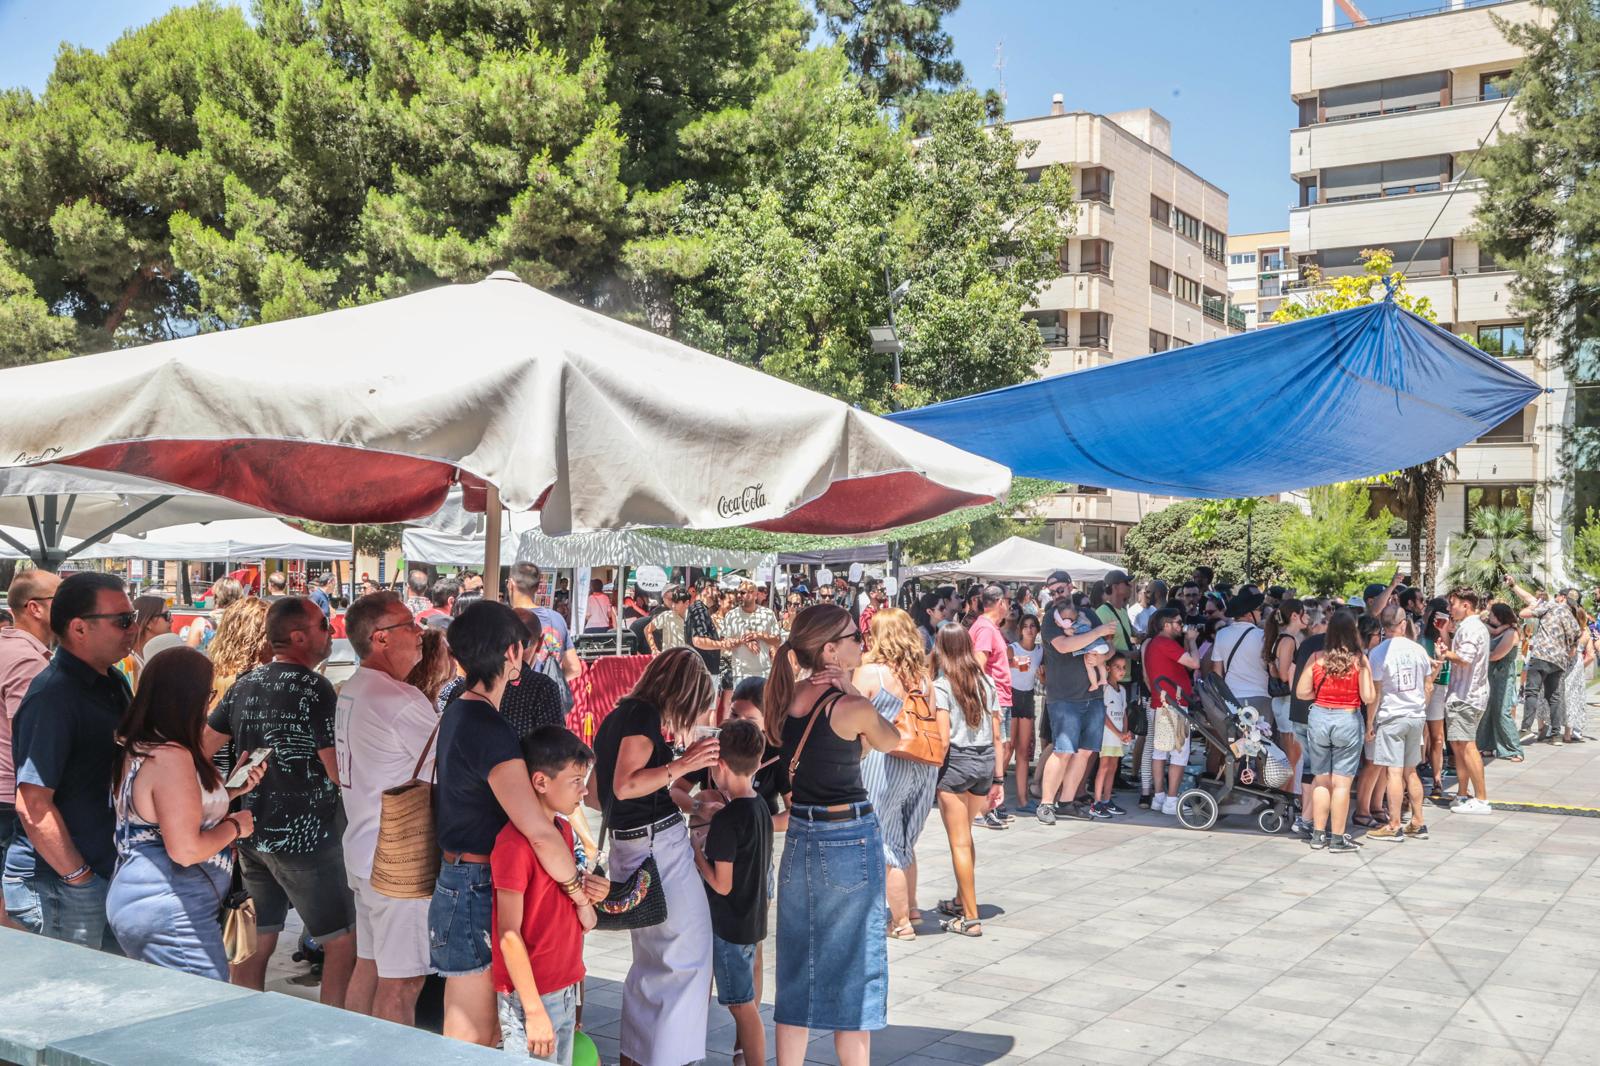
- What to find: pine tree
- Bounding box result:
[817,0,964,112]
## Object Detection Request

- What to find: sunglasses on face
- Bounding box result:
[835,628,863,644]
[83,611,139,629]
[374,619,420,635]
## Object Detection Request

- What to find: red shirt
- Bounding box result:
[968,615,1013,708]
[490,817,585,996]
[1143,635,1193,708]
[1309,660,1364,709]
[859,605,878,651]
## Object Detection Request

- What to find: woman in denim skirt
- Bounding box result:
[430,603,602,1046]
[763,605,903,1066]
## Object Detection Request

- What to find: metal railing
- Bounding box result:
[1202,296,1227,324]
[1311,0,1513,34]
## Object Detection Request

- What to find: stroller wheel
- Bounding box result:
[1176,789,1218,831]
[1257,807,1285,834]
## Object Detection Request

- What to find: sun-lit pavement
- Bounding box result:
[269,701,1600,1065]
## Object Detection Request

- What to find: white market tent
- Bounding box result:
[905,536,1115,584]
[91,518,354,562]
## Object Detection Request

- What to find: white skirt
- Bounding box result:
[610,819,712,1066]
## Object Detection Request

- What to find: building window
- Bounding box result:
[1320,72,1447,123]
[1171,338,1191,349]
[1079,312,1111,350]
[1149,329,1170,353]
[1465,485,1534,524]
[1480,70,1515,101]
[1261,250,1285,272]
[1077,485,1108,495]
[1149,263,1171,292]
[1082,524,1118,553]
[1310,239,1451,279]
[1323,155,1448,203]
[1079,239,1112,277]
[1477,323,1526,358]
[1229,252,1257,266]
[1027,311,1065,345]
[1258,276,1282,298]
[1299,178,1318,207]
[1171,207,1201,243]
[1150,194,1171,225]
[1202,225,1226,263]
[1173,273,1200,306]
[1476,408,1529,443]
[1078,167,1113,206]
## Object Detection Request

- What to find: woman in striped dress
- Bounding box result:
[856,608,947,941]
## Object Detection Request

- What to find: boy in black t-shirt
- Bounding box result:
[692,719,772,1066]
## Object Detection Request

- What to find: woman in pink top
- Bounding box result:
[584,578,615,632]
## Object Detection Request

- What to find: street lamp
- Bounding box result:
[873,271,911,408]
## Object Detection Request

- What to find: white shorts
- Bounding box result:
[350,873,434,979]
[1151,736,1190,765]
[1425,687,1448,723]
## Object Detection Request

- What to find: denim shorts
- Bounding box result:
[1046,698,1105,754]
[237,844,356,939]
[1305,706,1363,778]
[428,857,494,977]
[497,983,578,1063]
[712,934,758,1006]
[775,806,887,1031]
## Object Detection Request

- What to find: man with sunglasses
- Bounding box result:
[12,572,134,950]
[204,597,357,1005]
[0,569,60,931]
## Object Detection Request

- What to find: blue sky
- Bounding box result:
[1,0,1436,233]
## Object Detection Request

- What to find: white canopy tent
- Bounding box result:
[904,536,1115,584]
[87,518,355,563]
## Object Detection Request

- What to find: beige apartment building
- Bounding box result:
[1226,230,1296,329]
[1010,96,1246,557]
[1289,0,1571,584]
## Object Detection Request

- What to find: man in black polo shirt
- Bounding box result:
[12,572,136,950]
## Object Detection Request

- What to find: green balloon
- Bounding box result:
[572,1030,600,1066]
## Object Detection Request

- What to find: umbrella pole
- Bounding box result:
[616,563,624,656]
[484,491,503,602]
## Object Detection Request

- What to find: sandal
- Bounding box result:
[941,916,983,937]
[1506,755,1524,763]
[908,909,923,921]
[937,898,962,919]
[1352,814,1379,829]
[887,923,918,941]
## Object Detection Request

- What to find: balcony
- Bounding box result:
[1032,274,1110,313]
[1043,348,1115,376]
[1453,438,1538,482]
[1290,97,1516,176]
[1202,294,1227,324]
[1227,305,1248,331]
[1289,181,1483,253]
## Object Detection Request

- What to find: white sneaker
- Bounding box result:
[1458,798,1492,814]
[1162,796,1179,816]
[1152,792,1167,811]
[1449,795,1471,810]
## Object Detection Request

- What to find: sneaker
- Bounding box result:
[1328,833,1359,853]
[1152,792,1167,811]
[1035,803,1057,826]
[1309,829,1328,850]
[1367,824,1404,840]
[1085,802,1113,820]
[1292,817,1312,838]
[1161,796,1179,816]
[1138,794,1153,810]
[1104,800,1128,816]
[1458,798,1492,815]
[1059,802,1095,821]
[976,811,1009,830]
[1450,795,1472,810]
[993,805,1016,822]
[1404,823,1429,839]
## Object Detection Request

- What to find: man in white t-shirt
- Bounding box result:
[334,592,438,1022]
[1440,586,1492,813]
[1365,605,1434,839]
[1207,590,1271,720]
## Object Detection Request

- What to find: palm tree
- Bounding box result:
[1385,455,1456,595]
[1445,505,1542,592]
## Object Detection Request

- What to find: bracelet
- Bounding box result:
[223,816,242,841]
[560,874,585,897]
[62,863,91,883]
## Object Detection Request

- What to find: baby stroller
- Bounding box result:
[1172,674,1296,834]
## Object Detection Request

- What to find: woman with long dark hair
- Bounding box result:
[764,605,901,1066]
[1294,611,1375,852]
[1420,596,1453,800]
[1263,598,1307,791]
[106,647,266,978]
[930,622,1003,937]
[1480,602,1526,761]
[590,646,720,1066]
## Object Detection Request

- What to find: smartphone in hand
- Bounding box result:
[225,747,272,789]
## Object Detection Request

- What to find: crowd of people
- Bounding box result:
[0,553,1596,1066]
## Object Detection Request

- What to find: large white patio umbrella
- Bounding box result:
[0,274,1010,569]
[91,518,355,563]
[904,536,1114,584]
[0,465,274,569]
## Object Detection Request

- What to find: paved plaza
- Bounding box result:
[268,735,1600,1065]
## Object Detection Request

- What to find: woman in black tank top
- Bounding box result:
[763,605,901,1066]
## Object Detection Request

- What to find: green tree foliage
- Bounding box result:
[817,0,962,112]
[1122,499,1298,587]
[1277,484,1391,597]
[1446,506,1543,592]
[1570,507,1600,589]
[298,522,404,557]
[1271,247,1455,592]
[628,53,1075,410]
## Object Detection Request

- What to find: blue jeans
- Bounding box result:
[35,871,119,953]
[1046,698,1105,753]
[0,807,40,932]
[428,858,493,977]
[712,935,757,1006]
[497,984,578,1063]
[775,805,887,1032]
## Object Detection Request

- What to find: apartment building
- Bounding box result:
[1289,0,1569,584]
[1010,96,1247,557]
[1226,231,1298,329]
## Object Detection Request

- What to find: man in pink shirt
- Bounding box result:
[1,569,59,930]
[968,585,1014,826]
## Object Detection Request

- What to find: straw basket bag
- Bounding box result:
[370,720,443,899]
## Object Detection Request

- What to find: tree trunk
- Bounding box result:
[0,559,15,595]
[1408,515,1423,592]
[1423,490,1439,596]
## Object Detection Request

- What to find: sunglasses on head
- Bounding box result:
[83,611,139,629]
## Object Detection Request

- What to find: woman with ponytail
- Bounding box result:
[1262,598,1308,792]
[764,605,902,1066]
[929,622,1003,938]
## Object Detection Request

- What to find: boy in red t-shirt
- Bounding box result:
[492,726,601,1063]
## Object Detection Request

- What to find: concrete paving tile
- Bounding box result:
[1055,1018,1194,1058]
[1022,1040,1160,1066]
[1411,1036,1552,1065]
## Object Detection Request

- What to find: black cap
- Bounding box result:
[1103,569,1131,587]
[1362,583,1387,602]
[1226,590,1265,619]
[1045,570,1074,586]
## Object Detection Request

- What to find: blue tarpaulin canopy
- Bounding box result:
[887,302,1542,498]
